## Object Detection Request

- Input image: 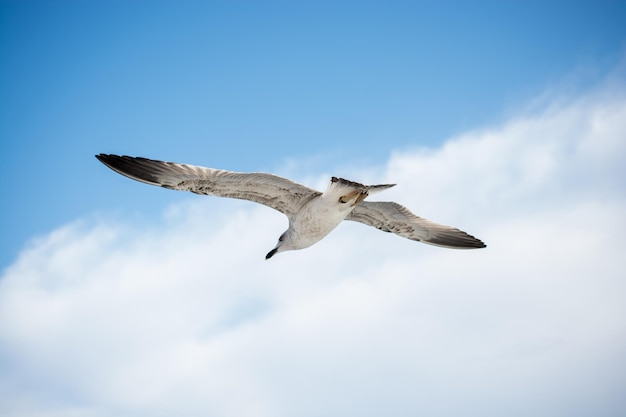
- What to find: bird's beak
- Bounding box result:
[265,248,278,260]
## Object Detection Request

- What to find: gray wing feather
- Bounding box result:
[96,154,320,218]
[346,201,486,249]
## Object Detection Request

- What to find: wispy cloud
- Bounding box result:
[1,78,625,417]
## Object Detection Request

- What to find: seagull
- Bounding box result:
[96,154,486,259]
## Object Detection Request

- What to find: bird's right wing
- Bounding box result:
[346,201,486,249]
[96,154,320,218]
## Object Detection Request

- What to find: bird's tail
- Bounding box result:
[325,177,395,206]
[328,177,396,194]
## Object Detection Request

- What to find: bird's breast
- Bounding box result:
[289,196,354,249]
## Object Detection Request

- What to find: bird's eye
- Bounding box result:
[279,233,285,242]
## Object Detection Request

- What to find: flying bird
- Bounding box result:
[96,154,486,259]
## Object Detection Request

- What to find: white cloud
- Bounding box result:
[1,79,626,417]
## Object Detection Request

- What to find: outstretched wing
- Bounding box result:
[346,201,486,249]
[96,154,320,218]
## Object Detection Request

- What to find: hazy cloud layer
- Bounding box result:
[1,81,625,417]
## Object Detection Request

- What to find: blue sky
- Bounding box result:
[2,1,625,267]
[1,2,626,417]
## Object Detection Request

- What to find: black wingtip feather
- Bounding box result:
[422,226,487,249]
[95,154,166,187]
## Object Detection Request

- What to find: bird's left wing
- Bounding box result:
[346,201,486,249]
[96,154,320,218]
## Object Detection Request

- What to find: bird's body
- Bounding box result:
[96,154,486,258]
[288,191,348,250]
[274,177,395,254]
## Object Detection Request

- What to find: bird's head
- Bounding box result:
[265,230,292,260]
